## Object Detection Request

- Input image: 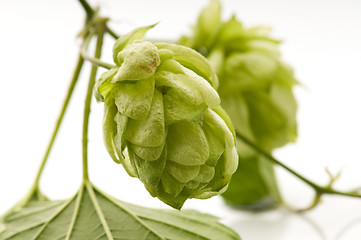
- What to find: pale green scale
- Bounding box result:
[113,77,155,120]
[125,90,165,148]
[161,171,186,197]
[132,143,165,162]
[192,165,215,183]
[166,161,201,183]
[113,41,160,81]
[163,88,207,124]
[155,71,205,106]
[130,144,167,187]
[154,42,218,88]
[167,121,209,166]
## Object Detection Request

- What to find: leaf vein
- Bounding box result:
[31,198,75,240]
[65,184,85,240]
[93,185,165,240]
[138,217,210,240]
[86,182,114,240]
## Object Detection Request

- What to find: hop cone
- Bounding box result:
[95,25,238,209]
[179,0,298,209]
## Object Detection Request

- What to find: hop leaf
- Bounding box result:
[0,182,241,240]
[180,0,298,209]
[95,25,238,209]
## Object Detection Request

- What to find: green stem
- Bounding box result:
[34,55,85,189]
[78,0,94,19]
[82,21,105,181]
[80,33,116,69]
[78,0,119,40]
[106,26,119,39]
[236,131,361,199]
[1,55,85,216]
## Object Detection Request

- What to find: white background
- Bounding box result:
[1,0,361,239]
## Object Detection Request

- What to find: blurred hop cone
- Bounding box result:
[179,0,298,209]
[95,25,239,209]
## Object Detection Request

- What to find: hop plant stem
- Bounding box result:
[1,55,86,216]
[82,20,106,181]
[236,131,361,210]
[80,32,116,70]
[33,55,85,188]
[78,0,95,20]
[17,0,108,207]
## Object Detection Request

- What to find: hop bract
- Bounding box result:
[179,0,298,208]
[95,25,238,209]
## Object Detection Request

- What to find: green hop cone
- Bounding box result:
[95,25,238,209]
[179,0,298,209]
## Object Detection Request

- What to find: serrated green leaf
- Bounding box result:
[0,183,241,240]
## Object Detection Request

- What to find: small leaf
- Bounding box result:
[0,183,241,240]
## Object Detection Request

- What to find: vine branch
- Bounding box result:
[79,0,94,19]
[33,55,85,189]
[236,131,361,202]
[82,19,106,181]
[80,33,116,70]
